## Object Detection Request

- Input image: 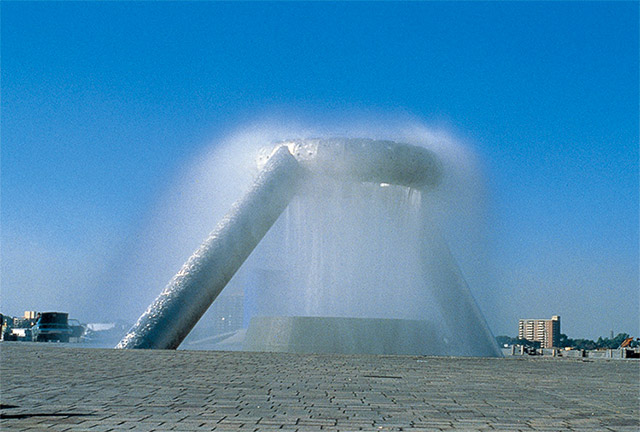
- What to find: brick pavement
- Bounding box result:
[1,343,638,431]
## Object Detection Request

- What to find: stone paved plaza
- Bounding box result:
[1,343,638,431]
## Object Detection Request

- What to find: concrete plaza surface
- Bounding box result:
[1,344,638,431]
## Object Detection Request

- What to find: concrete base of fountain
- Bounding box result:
[243,316,446,355]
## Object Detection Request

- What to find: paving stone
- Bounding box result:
[1,344,638,431]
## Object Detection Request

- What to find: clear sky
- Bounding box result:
[2,1,638,340]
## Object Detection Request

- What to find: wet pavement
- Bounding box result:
[1,343,638,431]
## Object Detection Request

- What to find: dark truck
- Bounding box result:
[32,312,72,342]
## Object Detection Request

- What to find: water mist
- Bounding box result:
[117,124,501,357]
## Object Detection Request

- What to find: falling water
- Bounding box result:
[248,178,442,324]
[119,123,501,356]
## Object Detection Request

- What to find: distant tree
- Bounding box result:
[613,333,632,348]
[495,335,517,346]
[519,338,541,349]
[498,332,638,350]
[572,338,597,350]
[558,333,571,348]
[595,333,631,349]
[495,336,541,348]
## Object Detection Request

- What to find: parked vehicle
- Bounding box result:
[8,327,33,341]
[68,319,86,341]
[32,312,72,342]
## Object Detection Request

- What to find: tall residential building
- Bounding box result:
[518,315,561,348]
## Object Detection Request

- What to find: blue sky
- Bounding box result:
[2,1,638,340]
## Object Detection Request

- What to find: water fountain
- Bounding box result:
[117,138,502,357]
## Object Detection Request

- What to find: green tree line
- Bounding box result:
[496,333,639,350]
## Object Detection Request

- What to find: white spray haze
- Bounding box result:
[115,118,495,354]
